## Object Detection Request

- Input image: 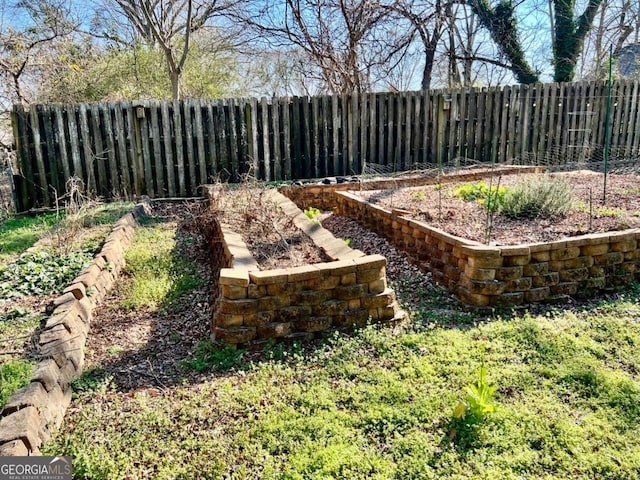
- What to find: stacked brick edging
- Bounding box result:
[0,203,148,456]
[333,190,640,307]
[207,188,403,348]
[278,166,543,211]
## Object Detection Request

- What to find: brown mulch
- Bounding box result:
[83,202,214,391]
[212,186,329,269]
[355,171,640,245]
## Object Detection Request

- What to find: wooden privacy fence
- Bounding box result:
[11,79,640,211]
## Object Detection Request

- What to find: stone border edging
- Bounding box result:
[0,202,149,456]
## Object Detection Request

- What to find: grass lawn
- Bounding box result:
[0,212,60,262]
[41,216,640,479]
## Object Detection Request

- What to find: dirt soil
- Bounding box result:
[355,171,640,245]
[212,186,329,269]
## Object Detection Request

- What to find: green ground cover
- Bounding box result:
[41,217,640,479]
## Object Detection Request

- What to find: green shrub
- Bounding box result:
[500,175,572,219]
[453,181,508,212]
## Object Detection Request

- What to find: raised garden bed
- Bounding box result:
[203,187,403,348]
[280,167,640,307]
[354,171,640,245]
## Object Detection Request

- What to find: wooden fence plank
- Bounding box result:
[312,95,320,178]
[205,103,218,180]
[29,106,49,206]
[272,99,282,180]
[41,106,60,196]
[518,85,531,161]
[11,106,32,210]
[89,104,107,197]
[183,100,196,191]
[149,102,164,195]
[410,92,420,166]
[124,103,141,195]
[629,81,640,156]
[261,97,271,181]
[161,102,175,196]
[138,102,154,196]
[292,97,302,178]
[194,100,207,187]
[248,98,258,177]
[378,93,386,166]
[321,95,329,176]
[67,105,83,182]
[173,101,186,194]
[369,93,377,168]
[283,98,292,180]
[78,104,95,194]
[612,81,624,155]
[359,93,368,172]
[448,90,459,162]
[302,96,312,178]
[102,104,120,196]
[341,95,348,174]
[332,95,340,175]
[52,106,70,181]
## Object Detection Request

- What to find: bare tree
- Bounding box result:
[380,0,447,90]
[0,0,76,108]
[238,0,395,94]
[111,0,237,99]
[581,0,636,79]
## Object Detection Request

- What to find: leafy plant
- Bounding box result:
[453,363,497,424]
[500,174,572,219]
[71,368,113,397]
[304,206,321,221]
[453,181,508,212]
[107,346,124,355]
[0,307,28,322]
[264,339,304,361]
[411,190,426,201]
[182,340,246,372]
[0,249,93,298]
[343,238,352,247]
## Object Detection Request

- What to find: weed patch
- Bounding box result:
[0,359,34,408]
[182,340,246,372]
[118,223,203,311]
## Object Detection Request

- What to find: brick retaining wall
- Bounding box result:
[205,188,403,348]
[332,190,640,307]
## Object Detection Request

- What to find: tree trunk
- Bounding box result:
[467,0,539,84]
[553,0,603,82]
[170,70,180,100]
